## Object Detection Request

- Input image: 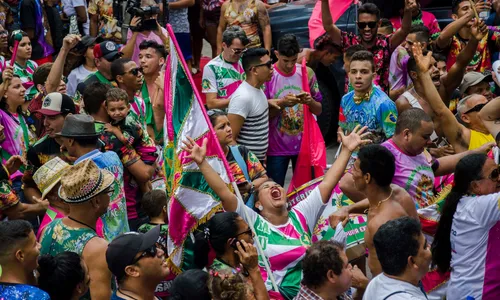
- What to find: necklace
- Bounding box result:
[364,188,393,214]
[118,289,140,300]
[67,216,96,233]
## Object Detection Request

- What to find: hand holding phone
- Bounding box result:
[233,239,259,271]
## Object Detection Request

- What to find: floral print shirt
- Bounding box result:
[340,31,391,93]
[445,30,500,73]
[0,283,50,300]
[88,0,122,43]
[224,0,261,48]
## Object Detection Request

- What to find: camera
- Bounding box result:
[127,5,161,19]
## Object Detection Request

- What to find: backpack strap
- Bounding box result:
[229,145,255,208]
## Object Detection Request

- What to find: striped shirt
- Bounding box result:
[228,81,269,161]
[9,60,39,102]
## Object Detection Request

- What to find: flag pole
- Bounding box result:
[164,24,279,292]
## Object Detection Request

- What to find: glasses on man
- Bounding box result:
[464,102,486,114]
[124,67,144,76]
[231,48,245,55]
[357,21,378,29]
[253,60,273,69]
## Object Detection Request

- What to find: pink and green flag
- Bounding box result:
[163,25,234,273]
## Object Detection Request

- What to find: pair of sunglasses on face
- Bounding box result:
[253,60,273,69]
[357,21,378,29]
[132,243,166,264]
[464,102,487,114]
[123,67,144,76]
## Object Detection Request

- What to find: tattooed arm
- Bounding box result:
[257,1,272,53]
[479,96,500,139]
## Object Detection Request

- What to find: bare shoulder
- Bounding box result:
[82,237,108,261]
[392,185,418,219]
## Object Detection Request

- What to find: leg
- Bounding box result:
[266,156,291,187]
[188,0,204,70]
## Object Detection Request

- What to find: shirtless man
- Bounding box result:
[340,108,494,206]
[346,144,417,276]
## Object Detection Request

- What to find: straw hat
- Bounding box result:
[58,160,114,203]
[33,157,70,199]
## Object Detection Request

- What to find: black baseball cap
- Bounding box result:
[94,41,122,61]
[37,92,77,116]
[106,226,161,279]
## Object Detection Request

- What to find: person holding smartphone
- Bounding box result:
[194,212,270,300]
[265,34,322,187]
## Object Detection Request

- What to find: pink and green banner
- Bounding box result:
[163,24,234,273]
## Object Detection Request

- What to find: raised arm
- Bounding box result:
[434,2,486,49]
[413,43,469,153]
[389,0,415,52]
[321,0,342,45]
[318,125,371,203]
[183,137,238,212]
[440,18,487,101]
[121,17,140,59]
[46,35,80,93]
[479,96,500,138]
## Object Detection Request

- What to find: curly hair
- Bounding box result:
[208,269,247,300]
[301,240,345,289]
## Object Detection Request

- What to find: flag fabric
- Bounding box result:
[287,59,327,194]
[163,25,233,273]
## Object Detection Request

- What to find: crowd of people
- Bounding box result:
[1,0,500,299]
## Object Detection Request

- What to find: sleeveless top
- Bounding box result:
[39,219,100,300]
[224,0,261,48]
[40,218,98,256]
[469,130,494,150]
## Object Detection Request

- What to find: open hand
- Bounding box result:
[181,137,207,165]
[234,239,259,271]
[412,42,433,74]
[338,125,371,152]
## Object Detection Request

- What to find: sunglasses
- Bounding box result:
[233,227,252,238]
[488,167,500,181]
[253,60,273,69]
[464,102,486,114]
[357,21,378,29]
[207,109,225,116]
[124,67,143,76]
[131,243,165,264]
[231,48,245,55]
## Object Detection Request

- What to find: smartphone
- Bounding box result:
[230,239,247,251]
[296,92,307,98]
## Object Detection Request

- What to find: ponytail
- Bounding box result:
[431,153,487,273]
[193,212,240,268]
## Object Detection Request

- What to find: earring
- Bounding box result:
[258,205,264,211]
